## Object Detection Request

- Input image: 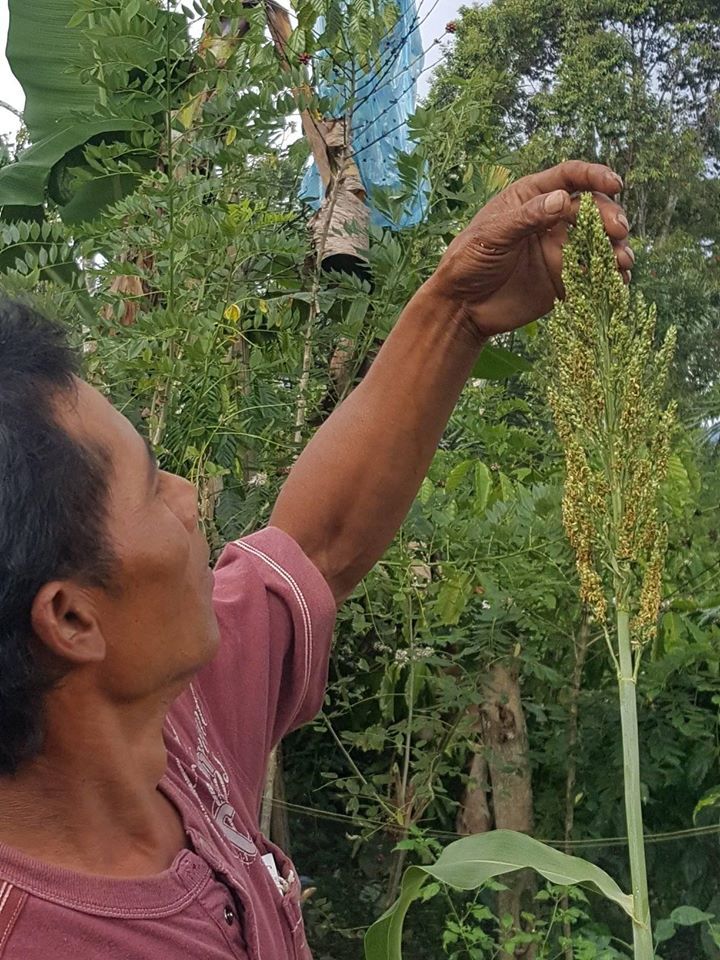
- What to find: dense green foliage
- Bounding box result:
[1,0,720,957]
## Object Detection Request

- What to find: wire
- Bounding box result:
[663,555,720,604]
[299,10,406,98]
[351,0,445,107]
[350,56,445,160]
[358,0,437,73]
[349,0,443,105]
[350,48,444,146]
[306,0,445,119]
[272,797,720,850]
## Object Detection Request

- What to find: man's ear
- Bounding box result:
[30,582,106,665]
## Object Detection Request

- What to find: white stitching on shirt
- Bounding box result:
[165,717,184,746]
[232,540,314,728]
[0,889,27,952]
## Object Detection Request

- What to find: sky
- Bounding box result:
[0,0,464,142]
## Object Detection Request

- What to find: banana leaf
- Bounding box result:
[0,120,144,209]
[3,0,147,220]
[6,0,98,145]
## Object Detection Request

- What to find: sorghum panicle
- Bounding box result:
[547,194,676,645]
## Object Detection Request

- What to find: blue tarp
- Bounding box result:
[300,0,429,230]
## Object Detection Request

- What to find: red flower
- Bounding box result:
[446,21,457,33]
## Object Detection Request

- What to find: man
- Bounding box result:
[0,162,631,958]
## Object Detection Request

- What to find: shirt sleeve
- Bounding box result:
[191,526,337,809]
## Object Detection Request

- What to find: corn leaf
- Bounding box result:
[364,830,634,960]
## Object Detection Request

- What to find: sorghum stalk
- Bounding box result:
[547,193,677,960]
[617,606,653,957]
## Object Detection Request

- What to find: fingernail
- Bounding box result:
[626,270,632,284]
[545,190,566,214]
[613,173,624,191]
[617,213,629,231]
[625,245,635,263]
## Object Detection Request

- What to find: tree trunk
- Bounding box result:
[481,662,536,960]
[257,3,372,851]
[456,704,493,836]
[458,663,536,957]
[658,190,678,245]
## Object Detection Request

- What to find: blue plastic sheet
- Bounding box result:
[299,0,429,230]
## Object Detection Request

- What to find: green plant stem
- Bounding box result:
[87,14,108,108]
[616,607,654,959]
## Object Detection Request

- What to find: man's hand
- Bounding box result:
[427,160,633,339]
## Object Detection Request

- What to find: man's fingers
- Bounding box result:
[570,191,629,241]
[520,160,624,200]
[479,189,574,246]
[502,190,633,262]
[614,240,635,272]
[567,191,633,275]
[469,183,632,276]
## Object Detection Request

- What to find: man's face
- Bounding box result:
[57,377,220,702]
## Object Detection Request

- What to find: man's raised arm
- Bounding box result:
[270,161,633,604]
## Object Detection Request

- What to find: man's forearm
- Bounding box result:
[270,281,484,603]
[269,162,630,602]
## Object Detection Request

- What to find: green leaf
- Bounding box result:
[471,345,532,381]
[364,830,633,960]
[693,785,720,825]
[345,296,370,332]
[4,0,146,218]
[498,472,514,501]
[59,171,142,225]
[669,906,714,926]
[655,906,714,943]
[654,918,677,944]
[662,453,692,514]
[474,461,492,513]
[435,573,471,625]
[418,477,433,505]
[446,460,473,494]
[7,0,99,144]
[66,9,89,29]
[0,120,144,208]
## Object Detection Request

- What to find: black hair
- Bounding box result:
[0,299,115,776]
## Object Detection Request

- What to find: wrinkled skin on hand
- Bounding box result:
[428,160,635,339]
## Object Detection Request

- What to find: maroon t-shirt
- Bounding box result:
[0,527,337,959]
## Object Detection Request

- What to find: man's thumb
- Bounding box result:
[544,189,570,215]
[504,189,574,242]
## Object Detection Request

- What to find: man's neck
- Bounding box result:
[0,684,189,877]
